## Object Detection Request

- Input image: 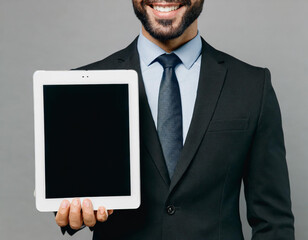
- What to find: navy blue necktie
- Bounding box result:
[156,53,183,178]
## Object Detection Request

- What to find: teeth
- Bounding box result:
[153,5,180,12]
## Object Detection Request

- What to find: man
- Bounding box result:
[55,0,295,239]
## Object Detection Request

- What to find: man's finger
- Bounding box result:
[82,199,96,227]
[96,206,109,222]
[69,198,83,230]
[107,209,114,215]
[55,200,70,227]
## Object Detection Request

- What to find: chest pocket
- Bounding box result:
[207,118,249,132]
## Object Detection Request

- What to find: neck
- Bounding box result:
[142,20,198,53]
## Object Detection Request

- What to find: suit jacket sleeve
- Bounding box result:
[243,68,295,239]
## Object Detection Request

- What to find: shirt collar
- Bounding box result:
[137,30,202,70]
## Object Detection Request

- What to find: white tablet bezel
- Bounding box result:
[33,70,140,212]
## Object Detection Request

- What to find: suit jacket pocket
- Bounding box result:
[207,118,249,132]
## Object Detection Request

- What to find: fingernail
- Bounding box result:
[99,208,108,217]
[84,199,90,207]
[72,199,79,206]
[61,201,68,209]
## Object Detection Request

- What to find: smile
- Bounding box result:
[152,5,181,12]
[146,2,186,19]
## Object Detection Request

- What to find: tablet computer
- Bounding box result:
[33,70,140,212]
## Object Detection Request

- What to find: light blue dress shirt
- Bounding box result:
[137,31,202,144]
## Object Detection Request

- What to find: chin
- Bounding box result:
[133,0,204,41]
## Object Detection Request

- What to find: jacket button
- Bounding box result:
[166,205,176,215]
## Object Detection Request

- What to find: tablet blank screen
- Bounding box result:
[43,84,130,198]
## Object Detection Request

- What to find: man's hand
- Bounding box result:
[55,199,114,230]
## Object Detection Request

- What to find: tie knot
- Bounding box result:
[156,53,181,69]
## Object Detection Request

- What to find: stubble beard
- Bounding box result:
[133,0,204,42]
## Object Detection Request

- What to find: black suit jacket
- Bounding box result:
[63,38,294,240]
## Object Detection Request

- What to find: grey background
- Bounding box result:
[1,0,307,239]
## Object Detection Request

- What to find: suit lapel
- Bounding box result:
[169,40,227,192]
[120,40,171,186]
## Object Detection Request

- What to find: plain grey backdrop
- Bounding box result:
[1,0,307,239]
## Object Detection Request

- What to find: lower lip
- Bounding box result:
[148,5,184,19]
